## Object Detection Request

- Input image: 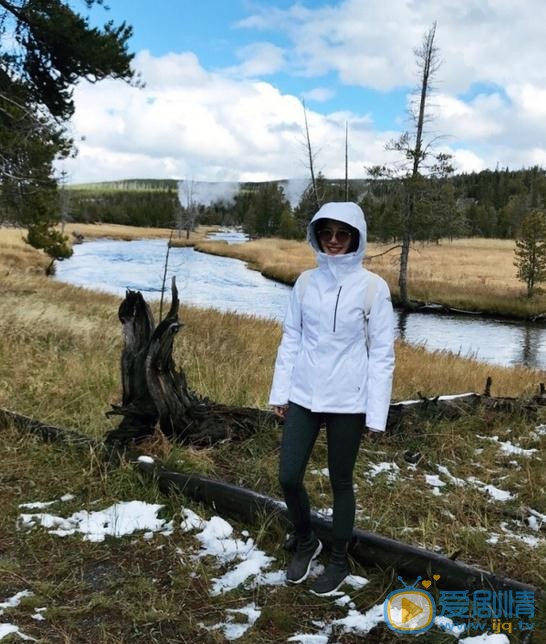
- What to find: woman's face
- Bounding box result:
[316,219,353,255]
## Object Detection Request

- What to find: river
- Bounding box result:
[54,234,546,370]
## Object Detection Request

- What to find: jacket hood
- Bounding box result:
[307,202,367,281]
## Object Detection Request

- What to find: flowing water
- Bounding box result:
[54,233,546,370]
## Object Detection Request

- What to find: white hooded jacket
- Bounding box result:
[268,202,395,431]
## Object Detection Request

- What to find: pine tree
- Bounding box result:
[514,210,546,297]
[0,0,135,263]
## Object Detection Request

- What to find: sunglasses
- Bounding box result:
[317,228,352,244]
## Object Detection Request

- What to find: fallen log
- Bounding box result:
[3,409,539,594]
[135,457,538,595]
[406,298,546,324]
[384,380,544,431]
[0,408,99,447]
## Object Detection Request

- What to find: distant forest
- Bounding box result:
[66,167,546,242]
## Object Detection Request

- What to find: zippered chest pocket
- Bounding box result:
[330,288,366,339]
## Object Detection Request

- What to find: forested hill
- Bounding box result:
[66,167,546,241]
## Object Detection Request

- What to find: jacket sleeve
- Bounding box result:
[268,275,304,406]
[365,278,395,431]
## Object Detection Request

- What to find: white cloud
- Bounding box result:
[63,50,398,184]
[239,0,546,93]
[450,149,485,173]
[432,92,507,141]
[302,87,336,102]
[229,42,286,77]
[61,2,546,183]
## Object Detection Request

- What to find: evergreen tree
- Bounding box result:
[514,209,546,297]
[0,0,135,262]
[231,182,290,237]
[498,194,527,238]
[293,173,329,238]
[277,209,299,239]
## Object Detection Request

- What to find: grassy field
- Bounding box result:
[1,228,545,642]
[195,236,546,319]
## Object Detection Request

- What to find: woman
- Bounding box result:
[269,201,395,596]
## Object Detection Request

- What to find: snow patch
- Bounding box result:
[528,508,546,530]
[288,627,332,643]
[199,602,261,641]
[425,474,446,487]
[187,515,275,595]
[366,462,400,482]
[467,477,514,502]
[0,590,33,616]
[19,501,168,542]
[435,615,467,636]
[394,393,475,406]
[460,633,509,643]
[180,508,206,532]
[437,465,466,487]
[0,624,36,641]
[310,468,329,477]
[477,435,537,457]
[332,603,384,636]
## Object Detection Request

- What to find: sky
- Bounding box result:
[61,0,546,185]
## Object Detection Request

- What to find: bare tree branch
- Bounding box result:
[302,99,320,210]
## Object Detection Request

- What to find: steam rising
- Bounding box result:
[176,178,310,208]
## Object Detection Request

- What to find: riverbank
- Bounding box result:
[1,228,545,640]
[64,222,219,243]
[5,223,543,319]
[194,236,546,321]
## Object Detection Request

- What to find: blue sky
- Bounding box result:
[84,0,410,129]
[63,0,546,183]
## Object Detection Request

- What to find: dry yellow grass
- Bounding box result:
[64,222,218,244]
[195,238,316,284]
[0,223,217,247]
[0,228,50,274]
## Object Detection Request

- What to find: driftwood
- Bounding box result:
[404,298,546,324]
[385,379,545,431]
[136,458,538,595]
[105,278,273,446]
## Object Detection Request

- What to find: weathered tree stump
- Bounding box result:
[105,278,273,445]
[105,290,159,443]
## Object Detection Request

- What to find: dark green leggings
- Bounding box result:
[279,401,364,544]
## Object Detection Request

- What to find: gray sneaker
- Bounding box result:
[309,558,350,596]
[286,535,322,584]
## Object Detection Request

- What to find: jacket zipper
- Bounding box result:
[333,286,342,332]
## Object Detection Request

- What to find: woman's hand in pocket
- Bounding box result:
[273,405,289,419]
